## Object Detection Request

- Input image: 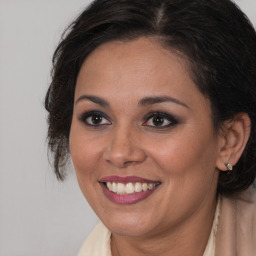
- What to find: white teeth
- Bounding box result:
[107,182,112,190]
[148,183,154,189]
[134,182,142,192]
[117,183,125,194]
[106,181,158,194]
[142,183,148,191]
[112,182,117,193]
[126,182,135,194]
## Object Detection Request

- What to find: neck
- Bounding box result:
[111,198,217,256]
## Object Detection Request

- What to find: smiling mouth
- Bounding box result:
[99,176,161,204]
[103,181,161,195]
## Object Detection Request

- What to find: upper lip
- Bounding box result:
[99,175,161,184]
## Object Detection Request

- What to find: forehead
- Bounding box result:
[74,36,213,129]
[76,37,194,95]
[74,36,211,116]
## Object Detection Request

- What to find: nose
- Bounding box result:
[103,126,146,168]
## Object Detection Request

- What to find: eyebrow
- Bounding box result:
[75,94,189,109]
[138,96,190,109]
[75,95,109,107]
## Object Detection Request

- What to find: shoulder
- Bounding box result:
[226,185,256,221]
[216,185,256,256]
[78,222,112,256]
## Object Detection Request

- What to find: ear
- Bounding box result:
[216,113,251,171]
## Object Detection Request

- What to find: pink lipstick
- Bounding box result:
[99,176,161,205]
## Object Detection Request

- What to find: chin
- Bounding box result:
[101,212,157,237]
[107,223,151,237]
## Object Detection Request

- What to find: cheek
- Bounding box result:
[150,132,219,209]
[70,142,94,173]
[147,128,218,179]
[69,125,102,206]
[69,122,98,179]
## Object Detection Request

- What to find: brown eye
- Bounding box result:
[91,114,103,125]
[80,111,111,126]
[143,112,177,128]
[152,116,165,126]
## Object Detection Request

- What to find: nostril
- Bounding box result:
[102,136,147,168]
[123,160,139,167]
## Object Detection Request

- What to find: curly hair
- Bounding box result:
[45,0,256,195]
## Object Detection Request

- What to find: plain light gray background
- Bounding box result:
[0,1,255,255]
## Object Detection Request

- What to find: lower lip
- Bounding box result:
[100,183,159,205]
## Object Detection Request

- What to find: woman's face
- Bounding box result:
[70,37,221,237]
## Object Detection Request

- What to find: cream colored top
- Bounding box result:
[78,199,221,256]
[78,187,256,256]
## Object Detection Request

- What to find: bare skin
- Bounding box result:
[69,37,250,255]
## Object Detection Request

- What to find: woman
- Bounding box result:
[45,0,256,255]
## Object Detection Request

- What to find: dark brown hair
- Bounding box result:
[45,0,256,195]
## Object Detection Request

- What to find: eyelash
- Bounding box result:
[79,111,111,127]
[142,112,178,129]
[78,111,178,129]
